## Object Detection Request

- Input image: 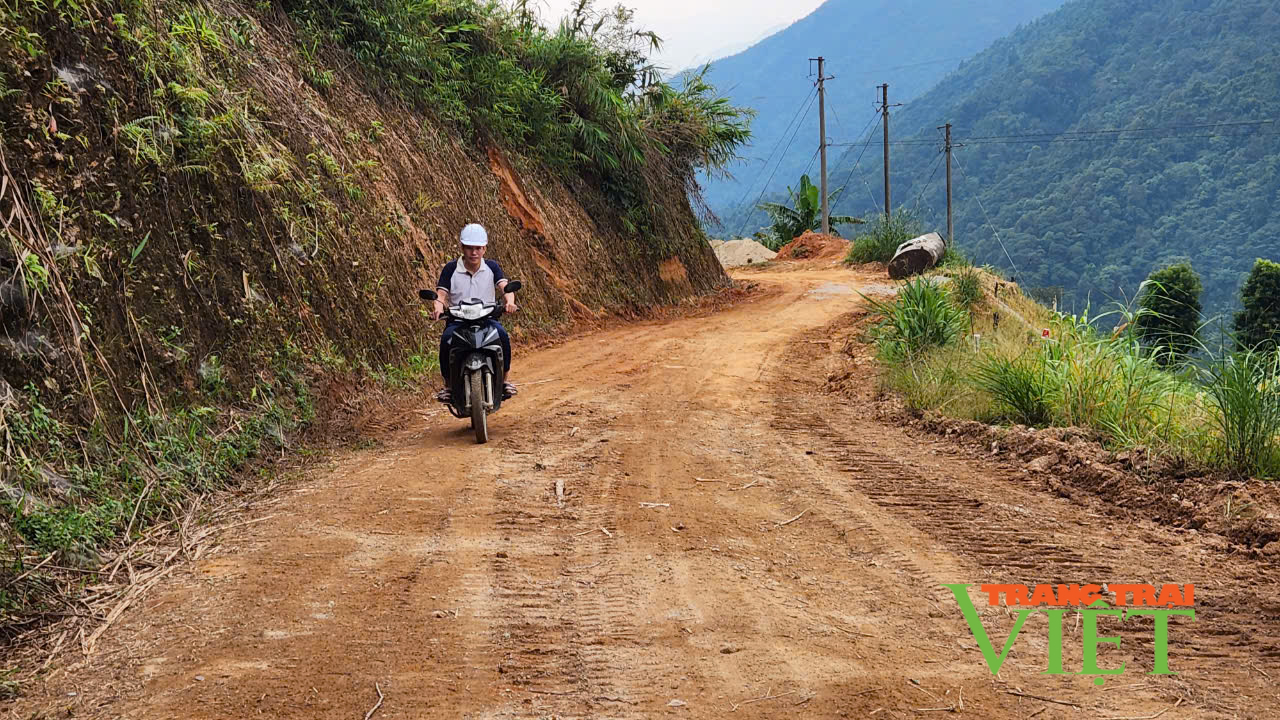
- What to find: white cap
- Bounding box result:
[460,223,488,247]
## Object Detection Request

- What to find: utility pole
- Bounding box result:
[880,83,891,218]
[940,123,953,246]
[814,57,830,234]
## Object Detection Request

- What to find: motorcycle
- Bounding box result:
[418,281,522,444]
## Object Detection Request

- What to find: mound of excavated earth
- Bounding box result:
[775,231,851,261]
[713,238,777,267]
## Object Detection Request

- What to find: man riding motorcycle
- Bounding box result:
[431,223,518,402]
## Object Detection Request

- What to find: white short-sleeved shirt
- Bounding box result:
[436,258,506,305]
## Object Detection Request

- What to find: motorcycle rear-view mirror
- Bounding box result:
[505,280,522,294]
[418,289,435,302]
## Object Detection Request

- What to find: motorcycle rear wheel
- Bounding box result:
[470,369,489,444]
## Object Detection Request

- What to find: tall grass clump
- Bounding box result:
[1051,332,1190,446]
[866,277,968,362]
[868,266,1280,475]
[884,344,990,416]
[972,351,1056,426]
[950,266,982,310]
[1203,350,1280,477]
[846,211,923,264]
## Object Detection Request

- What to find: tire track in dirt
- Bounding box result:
[469,399,658,718]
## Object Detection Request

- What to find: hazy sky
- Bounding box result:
[534,0,826,72]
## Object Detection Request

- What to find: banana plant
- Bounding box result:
[756,174,863,249]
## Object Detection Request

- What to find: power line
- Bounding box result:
[843,55,972,77]
[829,110,883,215]
[961,130,1280,145]
[830,98,845,140]
[960,118,1276,141]
[827,119,1280,148]
[829,130,1280,148]
[910,150,945,217]
[735,89,819,237]
[861,171,882,214]
[802,144,822,179]
[952,148,1021,284]
[830,139,945,147]
[726,88,816,212]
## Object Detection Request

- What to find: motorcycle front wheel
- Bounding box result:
[470,368,489,444]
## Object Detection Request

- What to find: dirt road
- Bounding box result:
[19,265,1280,719]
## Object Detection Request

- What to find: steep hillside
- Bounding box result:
[0,0,745,632]
[829,0,1280,318]
[698,0,1064,225]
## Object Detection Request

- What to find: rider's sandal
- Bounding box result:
[503,382,517,399]
[435,388,451,403]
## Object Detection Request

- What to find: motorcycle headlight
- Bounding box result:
[452,304,489,321]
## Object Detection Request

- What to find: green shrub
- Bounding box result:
[304,65,335,92]
[846,211,924,264]
[280,0,751,221]
[938,246,973,269]
[867,277,968,361]
[1234,258,1280,352]
[755,174,862,249]
[972,352,1056,427]
[1136,261,1203,364]
[1203,350,1280,478]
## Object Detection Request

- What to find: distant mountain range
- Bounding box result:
[680,22,788,72]
[695,0,1065,229]
[825,0,1280,319]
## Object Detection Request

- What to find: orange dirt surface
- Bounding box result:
[13,265,1280,720]
[774,231,851,261]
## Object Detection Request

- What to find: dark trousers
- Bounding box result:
[440,320,511,379]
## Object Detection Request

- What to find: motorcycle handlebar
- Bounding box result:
[437,304,506,322]
[428,280,521,322]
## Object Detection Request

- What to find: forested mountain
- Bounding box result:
[693,0,1064,222]
[826,0,1280,319]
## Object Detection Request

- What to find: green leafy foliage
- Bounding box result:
[845,211,923,264]
[0,359,312,558]
[637,65,754,179]
[280,0,751,222]
[1136,261,1203,363]
[873,267,1280,477]
[1234,259,1280,352]
[972,352,1056,427]
[866,277,969,362]
[1203,350,1280,478]
[755,174,861,250]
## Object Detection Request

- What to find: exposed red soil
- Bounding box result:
[774,231,851,261]
[12,265,1279,720]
